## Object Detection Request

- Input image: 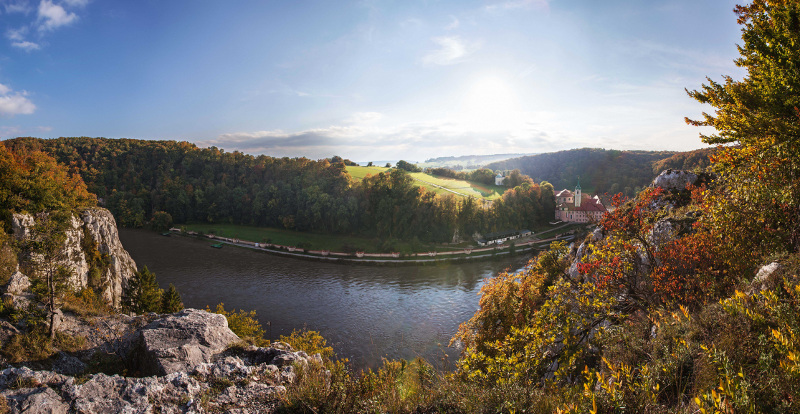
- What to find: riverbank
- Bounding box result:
[166,225,583,266]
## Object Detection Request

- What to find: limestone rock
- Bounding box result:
[81,208,138,308]
[3,271,30,295]
[3,386,69,414]
[652,169,698,192]
[132,309,241,376]
[11,208,137,309]
[751,262,783,292]
[50,352,87,376]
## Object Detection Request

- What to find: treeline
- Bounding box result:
[485,148,681,196]
[2,137,554,243]
[0,144,96,227]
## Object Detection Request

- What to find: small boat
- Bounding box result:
[161,232,171,237]
[210,243,224,249]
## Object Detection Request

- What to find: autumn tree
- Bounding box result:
[686,0,800,257]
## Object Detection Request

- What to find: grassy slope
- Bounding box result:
[346,166,505,201]
[177,223,468,253]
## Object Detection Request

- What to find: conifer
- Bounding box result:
[161,284,184,313]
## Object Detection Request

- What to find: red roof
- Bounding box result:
[559,194,606,212]
[556,189,573,197]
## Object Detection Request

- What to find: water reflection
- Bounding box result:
[119,229,530,368]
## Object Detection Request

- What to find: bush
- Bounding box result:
[279,329,334,360]
[207,303,268,346]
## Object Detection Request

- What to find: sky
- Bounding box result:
[0,0,746,162]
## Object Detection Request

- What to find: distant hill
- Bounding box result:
[418,153,535,170]
[485,148,683,196]
[650,147,719,174]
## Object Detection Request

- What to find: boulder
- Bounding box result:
[652,169,698,192]
[751,262,783,292]
[132,309,241,376]
[4,271,30,295]
[3,386,69,414]
[50,352,87,376]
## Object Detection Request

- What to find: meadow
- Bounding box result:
[345,166,505,201]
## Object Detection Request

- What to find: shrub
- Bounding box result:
[279,329,334,360]
[207,303,268,346]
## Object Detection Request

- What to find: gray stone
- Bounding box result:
[132,309,241,376]
[751,262,783,292]
[4,272,30,295]
[51,352,87,376]
[3,386,69,414]
[652,169,698,191]
[11,208,138,309]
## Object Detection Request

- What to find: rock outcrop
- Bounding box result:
[0,310,320,413]
[652,169,698,191]
[132,309,242,376]
[10,208,137,309]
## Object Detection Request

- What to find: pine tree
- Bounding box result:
[161,284,184,313]
[123,266,163,314]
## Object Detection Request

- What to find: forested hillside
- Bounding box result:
[2,138,554,244]
[486,148,677,195]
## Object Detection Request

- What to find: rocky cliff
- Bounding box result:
[11,208,137,309]
[0,309,319,414]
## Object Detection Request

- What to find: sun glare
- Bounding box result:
[461,76,521,131]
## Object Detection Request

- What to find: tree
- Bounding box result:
[24,211,73,339]
[150,211,173,232]
[503,169,533,188]
[161,283,183,313]
[396,160,421,172]
[686,0,800,255]
[123,266,163,314]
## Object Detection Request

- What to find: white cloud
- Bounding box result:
[4,1,32,14]
[0,84,36,117]
[6,27,27,41]
[422,36,478,66]
[12,40,40,51]
[204,114,564,161]
[445,16,460,30]
[37,0,78,31]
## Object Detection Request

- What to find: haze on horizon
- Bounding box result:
[0,0,744,162]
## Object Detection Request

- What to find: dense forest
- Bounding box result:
[1,137,554,245]
[485,148,713,196]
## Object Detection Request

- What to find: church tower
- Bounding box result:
[574,177,582,208]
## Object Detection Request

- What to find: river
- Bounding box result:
[118,229,531,369]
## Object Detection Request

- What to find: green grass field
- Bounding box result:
[178,223,466,253]
[345,166,505,201]
[345,165,392,180]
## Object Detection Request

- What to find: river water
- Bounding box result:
[119,229,531,368]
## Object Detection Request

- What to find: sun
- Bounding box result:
[461,76,521,131]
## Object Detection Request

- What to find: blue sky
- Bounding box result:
[0,0,744,162]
